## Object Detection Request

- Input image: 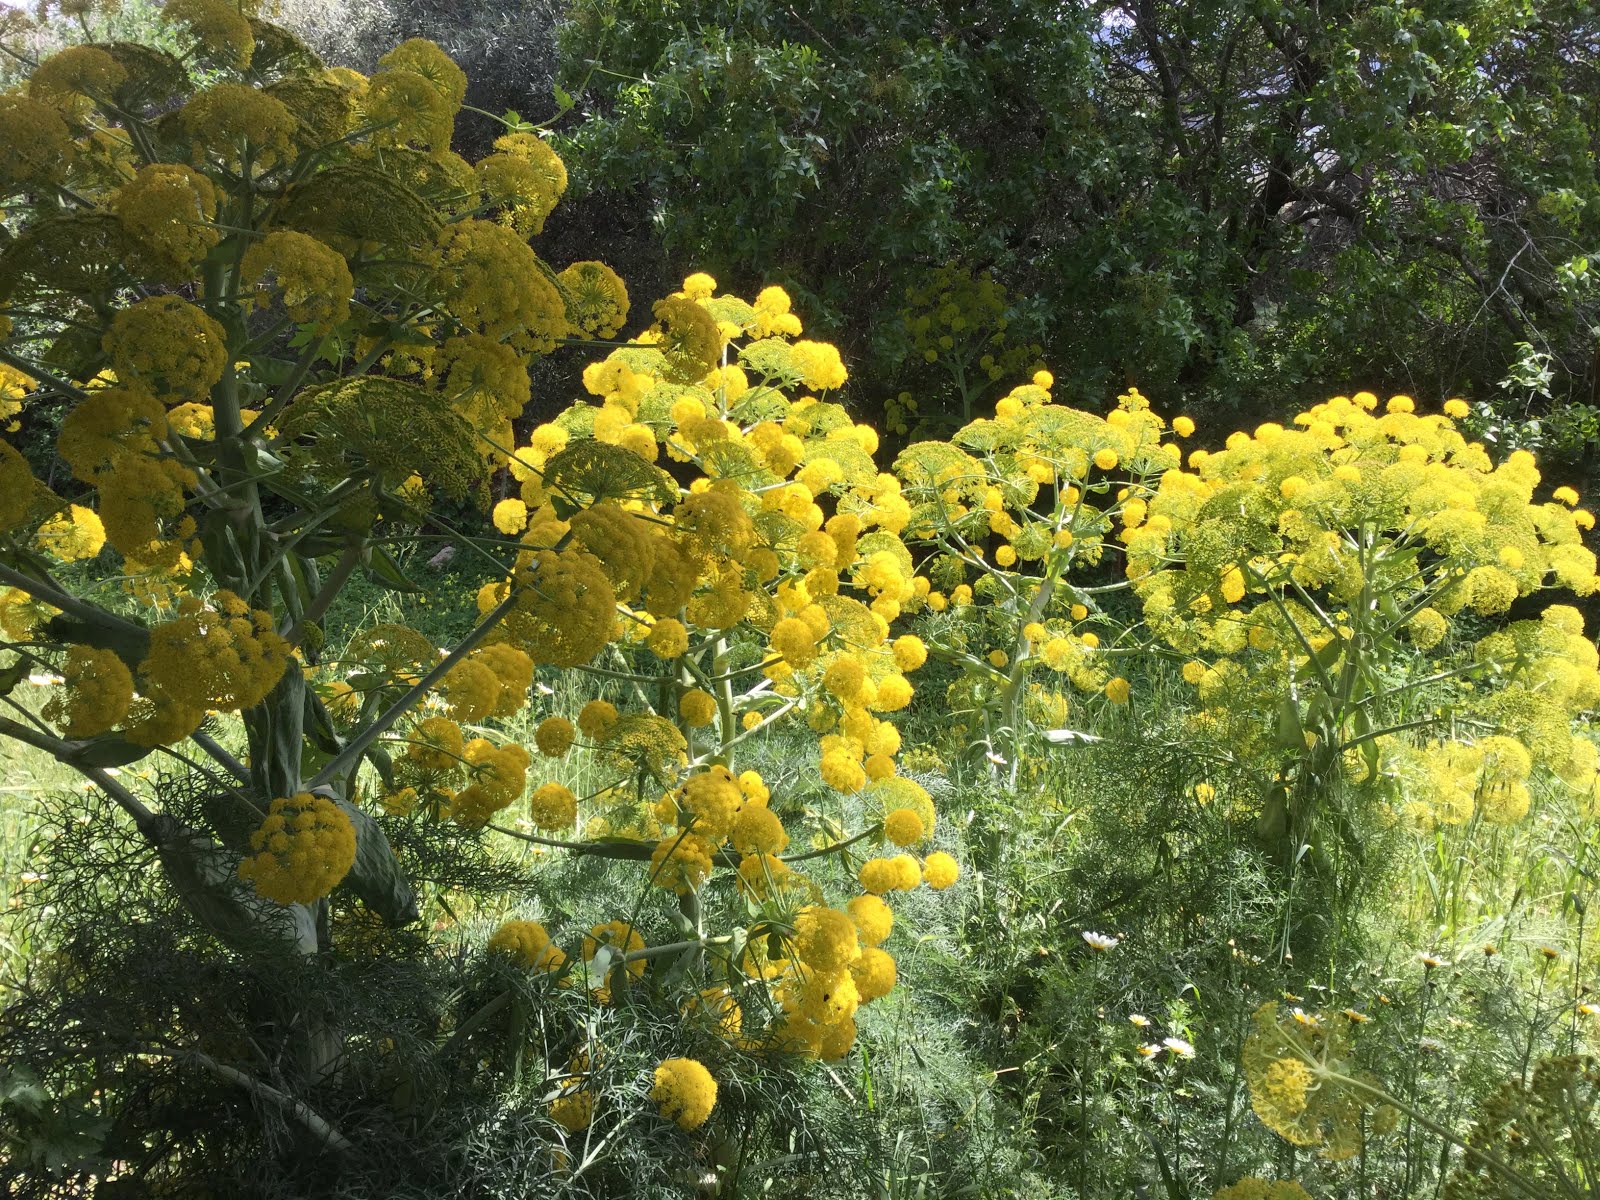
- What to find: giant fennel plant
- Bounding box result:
[0,1,955,1175]
[894,379,1599,934]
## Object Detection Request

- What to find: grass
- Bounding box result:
[0,681,100,995]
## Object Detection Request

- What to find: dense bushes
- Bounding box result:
[553,0,1600,458]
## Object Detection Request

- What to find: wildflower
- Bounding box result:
[528,782,577,832]
[850,948,897,1003]
[1163,1037,1196,1059]
[102,295,229,404]
[679,688,718,728]
[682,272,717,299]
[847,894,894,946]
[34,505,105,563]
[480,138,569,237]
[646,618,689,659]
[1129,1013,1151,1028]
[161,0,256,67]
[922,851,960,890]
[29,45,128,108]
[41,644,133,737]
[1082,931,1120,951]
[677,766,742,841]
[649,833,715,894]
[141,592,290,713]
[182,81,298,169]
[858,855,915,895]
[651,1058,717,1130]
[730,805,787,856]
[577,700,618,739]
[0,93,74,193]
[487,919,565,971]
[237,792,357,905]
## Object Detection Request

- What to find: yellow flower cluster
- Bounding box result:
[386,638,543,824]
[141,591,289,715]
[1242,1002,1379,1161]
[3,28,639,631]
[108,164,220,286]
[421,281,962,1071]
[549,1047,596,1132]
[651,1057,717,1131]
[241,231,354,330]
[41,644,134,738]
[896,264,1041,381]
[55,382,196,571]
[161,0,257,68]
[0,93,74,193]
[237,792,358,905]
[486,919,566,971]
[478,131,568,237]
[558,260,630,339]
[365,38,466,153]
[34,504,105,563]
[181,81,298,170]
[101,296,229,405]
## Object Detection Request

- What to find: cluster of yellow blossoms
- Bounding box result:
[237,792,358,906]
[1123,392,1599,828]
[10,15,1596,1167]
[892,379,1182,758]
[651,1057,718,1131]
[436,279,966,1122]
[895,375,1600,838]
[1241,1002,1395,1161]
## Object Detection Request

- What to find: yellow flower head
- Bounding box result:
[651,1057,717,1130]
[237,792,357,905]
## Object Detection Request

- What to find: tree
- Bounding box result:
[558,0,1600,449]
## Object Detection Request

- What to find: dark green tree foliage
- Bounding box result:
[557,0,1600,435]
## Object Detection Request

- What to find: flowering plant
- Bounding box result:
[0,6,957,1168]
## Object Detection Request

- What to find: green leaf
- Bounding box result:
[248,667,306,801]
[0,1065,49,1113]
[1257,784,1290,848]
[42,614,151,674]
[66,736,152,769]
[153,816,316,956]
[1273,694,1306,752]
[552,83,573,111]
[362,546,425,594]
[333,796,419,927]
